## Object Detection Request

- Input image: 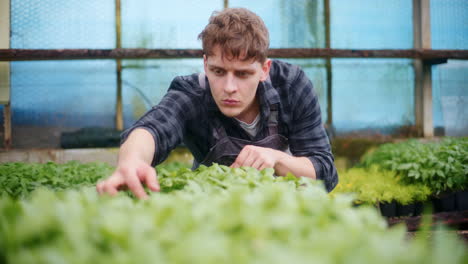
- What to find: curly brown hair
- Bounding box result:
[198,8,269,63]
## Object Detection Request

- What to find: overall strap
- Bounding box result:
[267,104,279,135]
[212,117,228,141]
[198,73,206,90]
[263,76,280,136]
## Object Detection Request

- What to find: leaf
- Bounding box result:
[447,178,453,188]
[436,170,445,178]
[397,163,413,170]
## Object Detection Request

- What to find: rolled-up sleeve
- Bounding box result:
[288,69,338,192]
[120,76,199,166]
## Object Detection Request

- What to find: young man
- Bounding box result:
[97,8,338,199]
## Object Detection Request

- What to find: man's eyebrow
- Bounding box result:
[208,63,255,72]
[208,65,225,70]
[206,62,224,68]
[236,68,255,73]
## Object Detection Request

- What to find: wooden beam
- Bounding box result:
[324,0,333,128]
[0,0,11,149]
[414,59,424,137]
[413,0,433,137]
[0,0,9,104]
[0,48,467,61]
[115,0,123,131]
[422,63,433,137]
[3,103,11,149]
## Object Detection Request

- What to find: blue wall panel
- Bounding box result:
[332,59,414,133]
[431,0,468,136]
[10,0,116,128]
[5,0,467,136]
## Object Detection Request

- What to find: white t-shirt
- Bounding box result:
[235,114,292,155]
[235,114,261,138]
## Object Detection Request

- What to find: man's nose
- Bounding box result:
[223,73,237,93]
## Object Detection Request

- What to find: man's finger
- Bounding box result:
[103,185,119,196]
[251,159,263,170]
[126,173,148,199]
[140,166,160,192]
[230,157,241,168]
[102,176,125,196]
[231,148,249,168]
[96,181,104,194]
[259,163,268,171]
[242,151,257,168]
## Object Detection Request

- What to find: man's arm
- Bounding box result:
[287,68,338,191]
[97,75,200,198]
[119,128,155,165]
[96,128,160,199]
[274,152,316,179]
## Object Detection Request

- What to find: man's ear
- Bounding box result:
[260,59,272,82]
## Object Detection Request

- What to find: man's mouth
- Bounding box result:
[222,99,240,106]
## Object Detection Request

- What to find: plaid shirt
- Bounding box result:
[121,59,338,191]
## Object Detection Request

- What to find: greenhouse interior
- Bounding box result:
[0,0,467,263]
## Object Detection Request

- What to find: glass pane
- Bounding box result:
[432,60,468,136]
[431,0,468,49]
[11,60,117,127]
[332,59,414,134]
[9,0,117,131]
[11,0,115,48]
[230,0,325,48]
[122,59,204,126]
[331,0,412,49]
[122,0,222,48]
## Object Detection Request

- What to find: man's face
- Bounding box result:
[204,46,271,123]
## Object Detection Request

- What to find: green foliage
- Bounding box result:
[0,161,193,199]
[331,166,431,205]
[361,138,468,193]
[157,164,306,193]
[0,161,113,199]
[0,162,466,263]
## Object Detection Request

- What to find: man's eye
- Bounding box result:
[236,72,248,77]
[213,69,224,75]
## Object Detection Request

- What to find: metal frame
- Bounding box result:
[413,0,434,137]
[324,0,333,129]
[0,48,466,61]
[0,0,11,149]
[115,0,123,131]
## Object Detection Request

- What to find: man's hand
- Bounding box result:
[230,145,317,179]
[230,145,285,170]
[96,159,160,199]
